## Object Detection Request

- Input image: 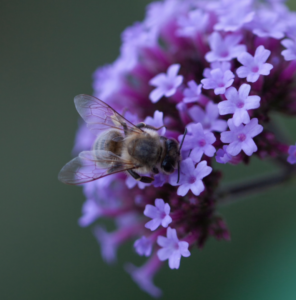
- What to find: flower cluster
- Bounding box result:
[72,0,296,297]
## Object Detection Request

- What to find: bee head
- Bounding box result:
[161,138,179,174]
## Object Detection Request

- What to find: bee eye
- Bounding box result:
[164,165,174,173]
[162,162,174,173]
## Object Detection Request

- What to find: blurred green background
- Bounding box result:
[1,0,296,299]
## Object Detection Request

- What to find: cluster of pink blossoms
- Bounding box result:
[72,0,296,297]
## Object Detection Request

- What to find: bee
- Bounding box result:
[58,94,187,185]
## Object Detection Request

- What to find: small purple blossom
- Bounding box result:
[93,226,119,263]
[216,145,240,165]
[221,118,263,156]
[183,80,203,103]
[287,143,296,164]
[216,146,233,164]
[251,10,285,39]
[144,110,166,136]
[170,158,212,196]
[214,5,254,32]
[125,254,162,298]
[201,65,235,95]
[149,64,183,103]
[281,39,296,61]
[180,123,216,163]
[126,176,151,190]
[218,84,261,126]
[157,227,190,269]
[93,225,139,263]
[176,9,209,37]
[205,32,247,62]
[144,198,172,231]
[134,236,153,257]
[188,101,227,132]
[236,46,273,82]
[78,198,101,227]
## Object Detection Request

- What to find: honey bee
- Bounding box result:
[58,94,186,185]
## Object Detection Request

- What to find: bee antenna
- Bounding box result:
[179,127,187,151]
[177,128,187,184]
[177,161,181,184]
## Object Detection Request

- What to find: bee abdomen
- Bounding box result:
[93,129,123,156]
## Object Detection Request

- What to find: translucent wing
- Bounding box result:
[74,94,143,134]
[58,150,138,185]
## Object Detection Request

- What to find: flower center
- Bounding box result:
[220,51,229,58]
[166,82,174,91]
[198,139,206,147]
[236,101,244,108]
[188,176,196,184]
[251,66,259,73]
[237,133,246,141]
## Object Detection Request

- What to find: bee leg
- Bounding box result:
[121,121,129,136]
[136,123,165,131]
[127,169,154,183]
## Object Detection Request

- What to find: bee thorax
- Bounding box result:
[127,136,160,166]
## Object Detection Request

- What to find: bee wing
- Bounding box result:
[74,94,143,134]
[58,150,138,185]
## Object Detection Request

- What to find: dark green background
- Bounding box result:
[2,1,296,299]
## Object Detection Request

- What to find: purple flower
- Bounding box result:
[72,122,95,155]
[188,101,227,132]
[176,9,209,37]
[205,32,247,62]
[287,143,296,164]
[144,198,172,231]
[221,118,263,156]
[201,65,235,95]
[215,145,240,165]
[63,0,296,296]
[236,46,273,82]
[157,227,190,269]
[93,225,138,263]
[183,80,203,103]
[251,10,285,39]
[125,254,162,298]
[144,110,166,136]
[152,173,169,188]
[180,123,216,163]
[93,226,119,263]
[214,4,254,32]
[218,84,261,126]
[170,158,212,196]
[78,198,102,227]
[149,64,183,103]
[281,39,296,61]
[134,236,153,257]
[126,176,151,190]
